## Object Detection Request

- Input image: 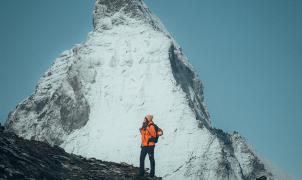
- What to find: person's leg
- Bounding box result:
[139,147,148,176]
[148,146,155,177]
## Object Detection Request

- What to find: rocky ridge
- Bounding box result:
[0,123,160,180]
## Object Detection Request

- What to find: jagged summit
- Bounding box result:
[93,0,164,32]
[94,0,146,19]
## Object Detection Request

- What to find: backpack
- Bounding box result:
[148,124,163,143]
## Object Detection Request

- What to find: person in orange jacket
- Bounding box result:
[139,114,157,177]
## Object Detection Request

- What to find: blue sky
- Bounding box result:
[0,0,301,178]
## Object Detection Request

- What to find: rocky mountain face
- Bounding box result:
[5,0,291,179]
[0,124,160,180]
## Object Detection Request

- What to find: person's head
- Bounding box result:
[144,114,153,123]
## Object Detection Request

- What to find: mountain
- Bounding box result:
[0,123,160,179]
[4,0,293,179]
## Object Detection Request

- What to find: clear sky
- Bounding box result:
[0,0,301,178]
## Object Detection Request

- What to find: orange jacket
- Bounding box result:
[140,122,157,147]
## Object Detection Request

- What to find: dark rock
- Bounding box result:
[168,45,210,128]
[0,130,161,180]
[0,123,4,132]
[256,175,267,180]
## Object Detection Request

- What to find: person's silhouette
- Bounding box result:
[138,115,157,177]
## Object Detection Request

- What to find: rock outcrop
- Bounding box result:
[0,124,160,180]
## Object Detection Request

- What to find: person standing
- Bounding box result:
[139,114,160,177]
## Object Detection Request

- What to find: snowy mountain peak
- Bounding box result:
[94,0,144,17]
[93,0,164,32]
[5,0,293,179]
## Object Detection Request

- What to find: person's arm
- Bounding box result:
[139,121,148,134]
[147,125,157,138]
[158,129,163,136]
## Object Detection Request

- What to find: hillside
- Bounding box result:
[0,124,160,180]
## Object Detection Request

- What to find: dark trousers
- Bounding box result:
[139,146,155,176]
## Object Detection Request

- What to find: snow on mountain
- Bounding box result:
[5,0,293,179]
